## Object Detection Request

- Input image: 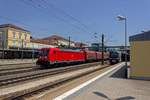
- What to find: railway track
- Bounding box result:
[0,62,99,75]
[0,63,34,71]
[0,62,111,100]
[0,63,36,75]
[0,62,101,87]
[0,67,35,75]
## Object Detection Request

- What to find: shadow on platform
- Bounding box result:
[110,65,127,79]
[93,91,135,100]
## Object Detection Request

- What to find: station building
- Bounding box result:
[0,24,30,49]
[41,35,76,47]
[129,31,150,80]
[0,23,87,50]
[31,35,76,47]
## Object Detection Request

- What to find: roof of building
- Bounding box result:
[75,42,87,47]
[31,35,87,47]
[0,24,30,32]
[31,39,53,45]
[42,35,75,43]
[129,31,150,42]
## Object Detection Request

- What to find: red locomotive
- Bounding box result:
[36,47,109,67]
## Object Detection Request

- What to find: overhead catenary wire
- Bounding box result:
[41,0,91,32]
[30,0,88,32]
[20,0,89,33]
[0,15,51,32]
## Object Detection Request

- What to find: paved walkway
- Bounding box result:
[56,64,150,100]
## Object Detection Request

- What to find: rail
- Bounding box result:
[0,62,111,99]
[0,62,101,86]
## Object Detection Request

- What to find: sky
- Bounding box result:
[0,0,150,45]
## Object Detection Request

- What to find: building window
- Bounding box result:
[24,42,26,48]
[0,31,3,40]
[13,32,16,39]
[24,34,27,40]
[19,33,22,39]
[13,40,16,47]
[18,41,21,47]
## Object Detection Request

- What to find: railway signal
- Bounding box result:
[68,36,71,48]
[101,34,104,65]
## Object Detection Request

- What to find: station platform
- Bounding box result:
[0,59,36,65]
[54,63,150,100]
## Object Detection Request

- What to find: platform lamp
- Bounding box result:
[117,15,129,78]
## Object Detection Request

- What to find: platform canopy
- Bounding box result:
[129,31,150,42]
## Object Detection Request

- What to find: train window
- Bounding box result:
[39,49,49,56]
[110,52,119,58]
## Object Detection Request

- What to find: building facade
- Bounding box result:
[32,35,76,47]
[129,31,150,80]
[0,24,30,49]
[42,35,76,47]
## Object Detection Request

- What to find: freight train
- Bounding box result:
[36,47,110,67]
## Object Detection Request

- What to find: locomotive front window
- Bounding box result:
[39,49,49,56]
[110,52,118,58]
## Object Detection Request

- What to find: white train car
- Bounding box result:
[30,42,55,49]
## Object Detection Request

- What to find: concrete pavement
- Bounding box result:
[55,63,150,100]
[0,59,36,65]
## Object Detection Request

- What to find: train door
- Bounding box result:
[51,48,59,64]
